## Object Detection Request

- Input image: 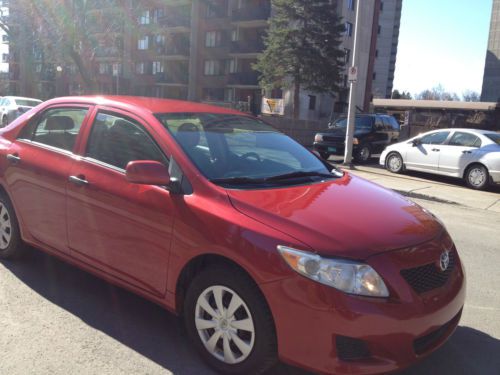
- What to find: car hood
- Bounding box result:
[320,128,371,137]
[227,174,443,260]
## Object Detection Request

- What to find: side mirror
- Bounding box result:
[126,160,170,185]
[411,139,421,147]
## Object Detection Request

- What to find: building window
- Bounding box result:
[345,22,353,37]
[378,25,381,35]
[308,95,317,110]
[1,35,7,43]
[139,10,151,25]
[152,8,164,23]
[1,53,8,63]
[375,49,379,57]
[152,61,164,75]
[231,29,238,42]
[204,60,222,75]
[347,0,355,11]
[203,88,225,101]
[343,74,348,88]
[380,1,384,11]
[99,63,111,75]
[206,1,227,18]
[136,63,145,75]
[138,36,149,50]
[344,48,350,65]
[224,88,235,102]
[372,72,377,80]
[225,59,236,74]
[205,31,222,47]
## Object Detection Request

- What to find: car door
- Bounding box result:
[404,130,451,172]
[3,105,91,251]
[438,131,481,176]
[66,109,175,296]
[370,116,388,153]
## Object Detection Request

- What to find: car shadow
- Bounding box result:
[0,248,308,375]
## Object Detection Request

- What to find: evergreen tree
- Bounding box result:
[255,0,345,118]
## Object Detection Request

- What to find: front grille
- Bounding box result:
[413,309,462,355]
[401,251,455,294]
[323,135,344,143]
[336,335,371,361]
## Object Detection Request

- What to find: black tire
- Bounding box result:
[0,192,26,259]
[354,144,371,164]
[319,152,330,160]
[184,265,277,374]
[385,152,404,174]
[465,164,489,190]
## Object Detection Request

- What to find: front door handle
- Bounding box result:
[462,150,472,154]
[69,175,89,186]
[6,153,21,163]
[431,148,440,152]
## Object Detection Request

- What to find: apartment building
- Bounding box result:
[481,0,500,102]
[372,0,402,99]
[5,0,400,119]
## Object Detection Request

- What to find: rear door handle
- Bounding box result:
[69,175,89,186]
[6,153,21,163]
[431,148,440,152]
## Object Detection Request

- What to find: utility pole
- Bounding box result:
[343,0,361,167]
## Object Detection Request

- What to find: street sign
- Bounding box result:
[261,97,284,116]
[348,66,358,83]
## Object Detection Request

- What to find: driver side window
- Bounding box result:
[420,131,450,145]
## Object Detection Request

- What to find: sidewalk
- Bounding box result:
[341,164,500,213]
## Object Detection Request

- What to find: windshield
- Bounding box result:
[485,133,500,145]
[14,99,42,107]
[331,116,374,130]
[156,113,338,187]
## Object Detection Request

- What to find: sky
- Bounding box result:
[393,0,492,97]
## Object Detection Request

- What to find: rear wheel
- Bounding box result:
[184,265,277,374]
[465,164,489,190]
[386,152,404,173]
[0,192,26,259]
[354,144,371,164]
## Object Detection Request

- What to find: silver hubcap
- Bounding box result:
[195,285,255,364]
[388,155,402,171]
[0,203,12,250]
[469,167,486,187]
[360,147,370,160]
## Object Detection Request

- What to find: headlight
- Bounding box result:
[353,137,359,145]
[314,134,323,142]
[277,246,389,297]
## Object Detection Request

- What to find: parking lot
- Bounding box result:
[0,162,499,375]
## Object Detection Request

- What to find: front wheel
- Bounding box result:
[386,152,404,173]
[465,164,489,190]
[354,144,371,163]
[0,192,26,259]
[184,265,277,374]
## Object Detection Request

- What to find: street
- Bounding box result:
[1,173,499,375]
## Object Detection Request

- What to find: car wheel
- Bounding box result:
[184,265,277,374]
[0,192,26,259]
[386,152,404,173]
[354,144,371,164]
[465,164,489,190]
[319,152,330,160]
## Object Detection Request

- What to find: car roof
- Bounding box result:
[42,95,245,116]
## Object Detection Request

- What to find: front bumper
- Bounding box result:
[260,234,466,374]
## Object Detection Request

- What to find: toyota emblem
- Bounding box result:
[439,251,450,272]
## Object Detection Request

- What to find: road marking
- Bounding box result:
[466,304,500,311]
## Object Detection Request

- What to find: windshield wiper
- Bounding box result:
[264,171,335,181]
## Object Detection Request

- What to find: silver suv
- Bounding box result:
[0,96,42,127]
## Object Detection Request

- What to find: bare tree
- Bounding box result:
[462,90,480,102]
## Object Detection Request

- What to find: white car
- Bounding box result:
[380,128,500,190]
[0,96,42,127]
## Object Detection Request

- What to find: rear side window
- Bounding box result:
[15,99,42,107]
[19,107,88,152]
[86,112,168,170]
[448,132,481,147]
[420,131,450,145]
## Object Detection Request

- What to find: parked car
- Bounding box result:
[0,96,42,127]
[313,114,400,163]
[380,128,500,190]
[0,96,465,375]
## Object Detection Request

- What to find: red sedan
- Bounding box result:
[0,96,465,374]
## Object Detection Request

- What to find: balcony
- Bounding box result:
[158,16,191,31]
[165,45,190,58]
[228,71,259,87]
[155,73,188,85]
[94,46,122,59]
[229,40,265,55]
[231,6,270,26]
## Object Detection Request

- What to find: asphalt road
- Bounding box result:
[1,196,499,375]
